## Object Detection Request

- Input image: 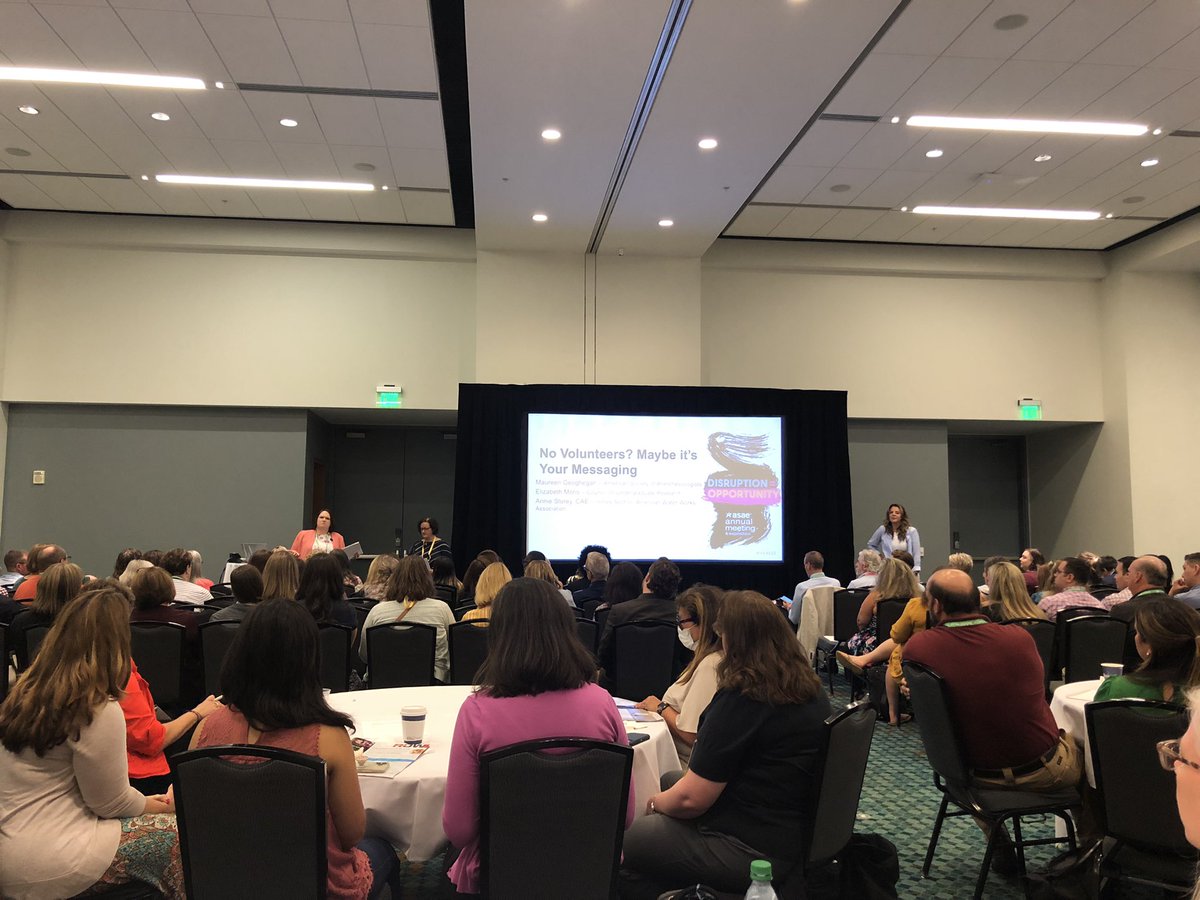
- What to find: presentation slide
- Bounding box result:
[526,413,784,562]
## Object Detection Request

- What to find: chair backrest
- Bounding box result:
[0,622,8,704]
[1004,618,1056,688]
[206,596,236,609]
[832,590,868,643]
[1086,699,1193,855]
[173,744,327,899]
[575,617,598,653]
[480,738,632,900]
[130,621,187,709]
[449,621,490,685]
[348,601,372,659]
[366,622,438,687]
[1090,585,1117,601]
[452,602,476,622]
[209,583,234,597]
[316,623,352,693]
[611,621,677,701]
[902,660,971,787]
[435,583,459,606]
[874,597,909,644]
[593,606,609,636]
[199,621,241,696]
[1064,615,1128,683]
[807,702,876,868]
[25,623,51,668]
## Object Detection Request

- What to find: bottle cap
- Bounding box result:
[750,859,772,882]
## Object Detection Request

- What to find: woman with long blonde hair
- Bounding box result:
[462,562,512,623]
[360,553,400,601]
[985,561,1046,621]
[0,587,183,899]
[261,548,303,601]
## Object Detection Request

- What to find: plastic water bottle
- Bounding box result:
[744,859,777,899]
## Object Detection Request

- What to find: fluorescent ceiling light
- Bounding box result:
[658,219,674,227]
[697,137,718,150]
[156,174,373,192]
[925,148,943,158]
[912,205,1100,221]
[1141,158,1159,167]
[906,115,1146,137]
[279,118,298,127]
[150,112,170,121]
[541,128,561,141]
[1034,154,1052,162]
[0,66,204,90]
[18,105,38,115]
[531,212,548,222]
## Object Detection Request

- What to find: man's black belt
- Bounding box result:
[971,743,1058,779]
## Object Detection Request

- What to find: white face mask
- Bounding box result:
[677,627,696,650]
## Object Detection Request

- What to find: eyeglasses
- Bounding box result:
[676,617,696,628]
[1157,739,1200,773]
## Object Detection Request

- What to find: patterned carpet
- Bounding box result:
[385,675,1165,899]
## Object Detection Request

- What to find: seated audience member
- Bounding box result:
[462,561,512,622]
[130,566,200,642]
[10,561,83,670]
[458,558,486,605]
[1169,689,1200,855]
[0,548,28,591]
[847,549,883,590]
[904,568,1081,864]
[524,558,576,607]
[360,555,455,681]
[111,548,141,580]
[1032,560,1056,603]
[0,587,182,899]
[1169,552,1200,609]
[598,557,688,690]
[947,552,974,575]
[430,555,462,597]
[209,564,263,623]
[594,561,645,616]
[142,550,163,567]
[572,550,610,613]
[840,557,921,659]
[295,553,357,630]
[0,590,24,625]
[330,549,362,595]
[522,549,547,567]
[1101,555,1137,610]
[636,584,724,767]
[1107,555,1170,624]
[982,561,1047,622]
[119,558,153,587]
[359,553,400,601]
[261,548,303,601]
[892,548,916,570]
[1095,599,1200,703]
[443,578,632,895]
[977,555,1006,598]
[564,543,611,593]
[475,549,501,567]
[407,515,452,564]
[1037,557,1103,621]
[246,546,273,573]
[160,547,213,607]
[14,544,66,602]
[1095,555,1118,588]
[621,591,831,895]
[1019,547,1045,591]
[785,550,842,625]
[188,551,213,590]
[190,599,397,899]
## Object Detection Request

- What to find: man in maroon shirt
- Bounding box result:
[905,568,1080,793]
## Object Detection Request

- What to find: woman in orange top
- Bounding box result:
[291,509,346,559]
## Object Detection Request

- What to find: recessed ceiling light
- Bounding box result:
[697,137,718,150]
[18,105,38,115]
[150,112,170,121]
[925,148,943,158]
[1122,196,1145,204]
[907,115,1146,136]
[658,219,674,227]
[1034,154,1052,162]
[912,204,1100,221]
[215,81,225,89]
[532,212,548,222]
[0,66,204,90]
[1105,213,1114,219]
[279,118,298,128]
[156,174,374,192]
[381,185,388,190]
[541,128,561,141]
[890,116,900,124]
[5,147,31,157]
[900,206,908,212]
[1140,158,1159,167]
[993,14,1028,30]
[353,162,376,172]
[1152,128,1162,136]
[829,184,852,193]
[140,174,149,181]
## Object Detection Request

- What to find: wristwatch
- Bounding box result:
[656,701,670,715]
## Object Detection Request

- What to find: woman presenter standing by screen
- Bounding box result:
[290,509,345,560]
[868,503,922,573]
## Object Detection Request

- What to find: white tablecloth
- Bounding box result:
[1050,678,1101,788]
[327,685,680,860]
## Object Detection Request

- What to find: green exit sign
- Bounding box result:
[376,391,402,408]
[1018,401,1042,420]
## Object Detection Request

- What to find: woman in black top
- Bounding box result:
[620,590,831,895]
[295,554,358,633]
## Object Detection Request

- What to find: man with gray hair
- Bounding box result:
[1168,552,1200,609]
[786,550,841,624]
[572,550,610,615]
[847,549,883,590]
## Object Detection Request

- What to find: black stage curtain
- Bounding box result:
[452,383,853,597]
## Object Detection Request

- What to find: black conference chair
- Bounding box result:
[435,584,459,606]
[366,622,438,688]
[317,623,353,693]
[1003,618,1056,697]
[23,623,52,671]
[0,622,9,704]
[1090,585,1117,601]
[349,601,372,673]
[610,621,677,701]
[1087,699,1197,894]
[452,602,477,622]
[593,607,610,638]
[449,621,490,685]
[903,660,1078,899]
[209,583,233,598]
[819,589,868,693]
[575,617,598,653]
[205,596,236,610]
[199,621,240,696]
[479,738,632,900]
[1062,614,1127,683]
[174,745,328,899]
[873,597,908,645]
[800,702,877,873]
[130,621,187,711]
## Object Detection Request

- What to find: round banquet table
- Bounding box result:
[1049,678,1101,788]
[327,684,681,860]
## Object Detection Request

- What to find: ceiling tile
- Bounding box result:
[178,90,265,142]
[0,173,62,208]
[350,189,407,224]
[1014,1,1153,64]
[349,0,430,28]
[272,141,340,179]
[954,59,1073,116]
[198,14,300,84]
[873,0,990,56]
[1150,25,1200,72]
[1082,1,1200,67]
[782,119,873,168]
[237,189,312,220]
[276,18,369,88]
[893,56,1005,113]
[111,0,192,10]
[855,208,929,242]
[386,146,449,189]
[116,8,232,81]
[296,190,359,221]
[83,176,164,213]
[850,168,933,207]
[151,136,229,173]
[23,174,112,210]
[268,0,352,22]
[770,206,839,238]
[946,0,1075,59]
[35,4,153,70]
[396,189,454,226]
[377,98,445,150]
[812,208,888,240]
[310,95,385,147]
[755,165,829,204]
[327,143,392,183]
[826,53,933,116]
[1079,66,1196,120]
[190,0,271,14]
[802,167,877,206]
[240,92,321,142]
[723,205,791,237]
[210,138,285,176]
[358,24,438,93]
[0,3,79,67]
[838,122,923,169]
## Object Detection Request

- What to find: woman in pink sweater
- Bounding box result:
[442,577,635,895]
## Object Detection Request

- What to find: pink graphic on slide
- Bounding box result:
[704,432,781,548]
